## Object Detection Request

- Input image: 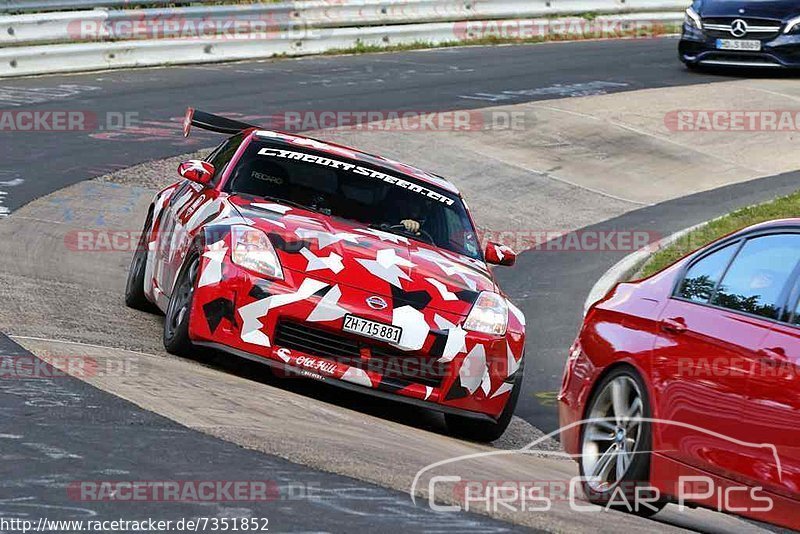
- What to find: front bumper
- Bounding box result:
[187,249,526,421]
[679,24,800,68]
[558,342,600,457]
[195,340,497,422]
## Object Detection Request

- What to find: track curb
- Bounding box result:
[582,192,794,312]
[583,221,706,313]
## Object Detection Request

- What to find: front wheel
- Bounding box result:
[163,254,200,356]
[125,211,157,312]
[682,60,702,72]
[579,367,667,517]
[445,358,524,443]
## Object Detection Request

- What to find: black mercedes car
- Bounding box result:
[679,0,800,68]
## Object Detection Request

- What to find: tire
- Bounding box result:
[125,210,157,312]
[163,253,200,356]
[445,358,524,443]
[682,59,704,72]
[578,366,667,517]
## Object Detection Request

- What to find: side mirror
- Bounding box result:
[178,160,215,185]
[485,242,517,266]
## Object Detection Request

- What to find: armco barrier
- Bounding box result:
[0,0,688,77]
[0,0,212,13]
[1,0,690,45]
[1,0,689,15]
[0,21,457,76]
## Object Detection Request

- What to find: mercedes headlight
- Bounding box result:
[231,226,283,280]
[464,291,508,335]
[685,7,702,30]
[784,15,800,34]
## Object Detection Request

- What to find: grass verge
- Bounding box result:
[637,189,800,279]
[320,23,680,57]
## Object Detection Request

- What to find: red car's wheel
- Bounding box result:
[579,367,666,517]
[163,253,200,356]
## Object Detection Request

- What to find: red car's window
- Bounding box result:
[206,133,245,185]
[711,234,800,320]
[677,243,738,303]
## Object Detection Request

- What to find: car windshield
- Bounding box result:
[223,140,482,259]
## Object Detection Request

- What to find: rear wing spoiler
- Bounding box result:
[183,107,257,137]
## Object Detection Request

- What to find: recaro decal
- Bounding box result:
[257,147,455,206]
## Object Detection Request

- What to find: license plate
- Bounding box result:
[716,39,761,51]
[342,315,402,344]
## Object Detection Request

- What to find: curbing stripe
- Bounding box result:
[583,221,706,314]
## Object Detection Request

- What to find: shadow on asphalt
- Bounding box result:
[180,343,450,435]
[685,65,800,78]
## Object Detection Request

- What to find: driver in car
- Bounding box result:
[393,199,428,235]
[400,218,422,234]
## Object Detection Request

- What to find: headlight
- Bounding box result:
[231,226,283,280]
[684,7,702,30]
[784,15,800,34]
[464,291,508,335]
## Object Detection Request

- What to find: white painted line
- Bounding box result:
[10,335,160,359]
[459,81,630,102]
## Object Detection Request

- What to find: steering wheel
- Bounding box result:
[387,224,435,245]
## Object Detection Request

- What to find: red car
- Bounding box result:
[559,219,800,529]
[125,109,526,442]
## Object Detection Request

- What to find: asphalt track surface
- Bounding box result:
[0,334,516,532]
[0,37,797,531]
[0,38,723,212]
[0,36,771,430]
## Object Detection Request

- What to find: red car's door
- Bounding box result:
[745,297,800,501]
[652,233,800,486]
[157,182,217,296]
[155,135,243,298]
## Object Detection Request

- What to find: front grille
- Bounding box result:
[274,321,447,388]
[699,52,782,67]
[702,17,782,40]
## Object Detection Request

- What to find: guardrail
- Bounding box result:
[1,0,215,13]
[1,0,690,46]
[2,0,688,14]
[0,0,689,77]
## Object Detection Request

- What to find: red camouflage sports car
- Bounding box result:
[125,109,526,442]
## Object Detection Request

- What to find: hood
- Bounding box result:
[697,0,799,20]
[229,195,497,316]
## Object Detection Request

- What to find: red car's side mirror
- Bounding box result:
[485,242,517,266]
[178,160,215,185]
